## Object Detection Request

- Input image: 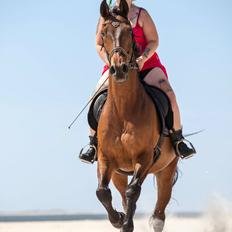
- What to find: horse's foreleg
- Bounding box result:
[96,160,124,229]
[121,163,148,232]
[150,157,178,232]
[112,172,128,212]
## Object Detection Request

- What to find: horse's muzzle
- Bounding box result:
[109,63,129,83]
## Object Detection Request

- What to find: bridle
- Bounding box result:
[102,18,138,70]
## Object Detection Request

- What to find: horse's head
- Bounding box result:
[100,0,137,83]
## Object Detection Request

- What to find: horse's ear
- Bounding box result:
[119,0,129,19]
[100,0,110,19]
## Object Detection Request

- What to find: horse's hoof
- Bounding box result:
[149,217,165,232]
[120,224,134,232]
[111,212,125,229]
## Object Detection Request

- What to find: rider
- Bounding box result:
[79,0,196,163]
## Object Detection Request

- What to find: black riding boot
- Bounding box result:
[170,128,196,159]
[79,135,98,164]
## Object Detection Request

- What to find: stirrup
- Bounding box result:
[79,144,97,164]
[175,138,196,159]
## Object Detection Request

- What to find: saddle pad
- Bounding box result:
[88,84,173,133]
[88,89,107,131]
[142,83,173,132]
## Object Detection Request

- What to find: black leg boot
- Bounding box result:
[170,128,196,159]
[79,135,98,164]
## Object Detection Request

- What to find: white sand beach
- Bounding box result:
[1,215,232,232]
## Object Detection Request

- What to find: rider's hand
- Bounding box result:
[136,56,146,70]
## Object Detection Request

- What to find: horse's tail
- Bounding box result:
[172,167,179,186]
[152,167,179,187]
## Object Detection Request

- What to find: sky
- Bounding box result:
[0,0,231,214]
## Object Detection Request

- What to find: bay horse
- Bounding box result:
[96,1,178,231]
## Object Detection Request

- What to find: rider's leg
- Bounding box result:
[95,70,110,94]
[143,68,180,130]
[89,70,110,138]
[143,68,196,158]
[79,70,109,164]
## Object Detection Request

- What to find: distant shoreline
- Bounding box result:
[0,212,202,222]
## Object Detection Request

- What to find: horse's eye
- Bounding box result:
[101,32,105,37]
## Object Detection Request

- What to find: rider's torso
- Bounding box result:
[102,7,167,77]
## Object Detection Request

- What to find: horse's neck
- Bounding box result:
[108,71,144,117]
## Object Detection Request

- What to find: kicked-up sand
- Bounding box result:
[0,215,232,232]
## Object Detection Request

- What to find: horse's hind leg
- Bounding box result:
[150,157,178,232]
[96,160,125,229]
[112,172,128,212]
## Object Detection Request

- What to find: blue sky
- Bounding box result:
[0,0,231,213]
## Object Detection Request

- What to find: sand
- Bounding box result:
[0,216,232,232]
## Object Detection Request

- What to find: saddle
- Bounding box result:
[88,83,173,136]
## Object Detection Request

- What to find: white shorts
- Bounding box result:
[95,70,109,93]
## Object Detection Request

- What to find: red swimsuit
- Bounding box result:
[102,8,168,78]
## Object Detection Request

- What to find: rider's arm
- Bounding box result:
[136,9,159,69]
[96,17,110,66]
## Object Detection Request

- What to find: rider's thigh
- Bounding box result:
[95,70,109,93]
[143,67,167,87]
[144,67,177,105]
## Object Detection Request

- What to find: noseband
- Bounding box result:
[102,19,138,70]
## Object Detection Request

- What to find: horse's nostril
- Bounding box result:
[109,66,116,75]
[121,64,128,73]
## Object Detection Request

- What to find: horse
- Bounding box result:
[95,1,178,231]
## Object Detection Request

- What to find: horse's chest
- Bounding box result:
[102,129,144,155]
[99,110,154,155]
